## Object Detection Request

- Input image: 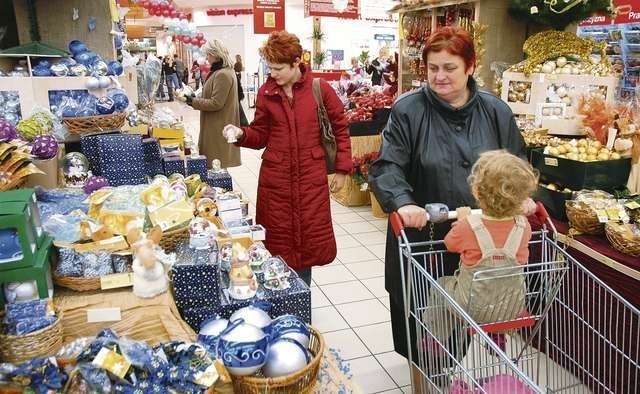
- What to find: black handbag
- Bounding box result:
[312,78,337,174]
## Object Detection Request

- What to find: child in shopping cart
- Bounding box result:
[422,150,538,361]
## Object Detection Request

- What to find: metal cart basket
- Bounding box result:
[390,205,639,393]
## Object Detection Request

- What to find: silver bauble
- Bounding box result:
[62,152,90,188]
[198,316,228,354]
[11,65,29,77]
[50,63,69,76]
[4,112,20,126]
[91,61,109,76]
[271,314,310,348]
[230,306,272,335]
[5,99,21,113]
[0,94,5,106]
[217,319,269,376]
[262,338,310,378]
[69,64,88,76]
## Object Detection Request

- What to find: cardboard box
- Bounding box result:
[152,127,185,140]
[534,184,572,221]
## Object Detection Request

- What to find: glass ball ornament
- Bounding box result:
[262,338,310,378]
[229,306,272,336]
[197,316,228,354]
[59,57,76,67]
[3,112,20,126]
[68,40,88,56]
[62,152,90,188]
[248,243,270,273]
[91,60,109,77]
[69,64,89,76]
[188,217,216,250]
[83,175,108,194]
[216,318,270,376]
[85,76,101,91]
[50,63,69,76]
[5,99,21,114]
[107,60,124,76]
[31,134,59,160]
[271,314,311,348]
[3,281,39,303]
[262,256,292,291]
[96,97,115,115]
[32,65,51,77]
[111,93,129,112]
[0,118,18,142]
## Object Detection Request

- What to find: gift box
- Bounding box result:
[163,156,186,176]
[82,134,146,186]
[171,262,220,311]
[186,156,208,180]
[206,171,233,191]
[142,138,163,162]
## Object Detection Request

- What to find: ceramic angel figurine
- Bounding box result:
[127,225,175,298]
[228,243,258,300]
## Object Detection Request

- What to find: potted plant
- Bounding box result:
[313,51,327,70]
[352,151,385,217]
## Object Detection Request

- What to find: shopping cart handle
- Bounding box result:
[390,211,404,238]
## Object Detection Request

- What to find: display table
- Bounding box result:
[551,219,640,307]
[310,70,344,81]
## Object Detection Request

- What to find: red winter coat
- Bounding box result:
[237,64,352,270]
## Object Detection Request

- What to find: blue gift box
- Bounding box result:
[81,133,123,175]
[163,156,186,176]
[171,264,220,311]
[186,156,208,180]
[83,134,146,186]
[142,138,163,161]
[146,162,165,178]
[206,171,233,191]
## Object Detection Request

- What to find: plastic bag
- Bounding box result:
[120,49,139,69]
[137,54,162,107]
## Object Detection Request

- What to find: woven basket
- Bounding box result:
[231,327,325,394]
[52,272,102,292]
[565,201,604,235]
[605,222,640,257]
[370,192,387,218]
[0,311,63,363]
[62,112,126,134]
[160,225,189,253]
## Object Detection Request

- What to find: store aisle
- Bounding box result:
[162,101,411,393]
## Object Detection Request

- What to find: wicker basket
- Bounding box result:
[605,222,640,257]
[231,327,325,394]
[0,311,63,363]
[565,201,604,235]
[52,272,102,292]
[160,225,189,253]
[370,192,387,218]
[62,112,126,134]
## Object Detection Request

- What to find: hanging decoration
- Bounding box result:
[72,8,79,21]
[508,0,615,30]
[132,1,206,57]
[88,16,97,32]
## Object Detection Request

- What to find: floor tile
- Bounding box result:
[371,219,389,231]
[379,389,403,394]
[348,356,397,393]
[336,299,390,327]
[338,246,378,264]
[336,234,361,249]
[311,306,349,333]
[333,212,368,224]
[378,296,391,310]
[342,221,380,234]
[357,210,382,221]
[351,205,373,212]
[362,276,387,298]
[323,329,370,360]
[354,322,395,354]
[311,286,330,308]
[366,243,387,259]
[401,385,412,393]
[320,281,374,305]
[312,264,357,285]
[333,224,347,236]
[345,260,385,279]
[376,351,411,387]
[351,231,387,245]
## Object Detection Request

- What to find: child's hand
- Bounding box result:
[455,207,471,221]
[521,198,537,216]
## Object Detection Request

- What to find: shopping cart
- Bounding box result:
[391,203,640,393]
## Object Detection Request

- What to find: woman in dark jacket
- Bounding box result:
[221,31,352,285]
[369,26,535,391]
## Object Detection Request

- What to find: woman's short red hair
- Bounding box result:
[422,26,476,71]
[259,31,303,66]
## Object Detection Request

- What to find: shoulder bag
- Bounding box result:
[312,78,337,174]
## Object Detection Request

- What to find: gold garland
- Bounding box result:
[471,21,488,87]
[522,30,609,76]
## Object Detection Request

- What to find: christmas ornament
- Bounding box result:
[96,97,115,115]
[83,175,108,194]
[217,318,270,376]
[198,316,228,354]
[50,63,69,76]
[230,306,272,335]
[227,243,258,300]
[62,152,90,188]
[91,60,109,76]
[85,76,101,90]
[188,217,216,250]
[69,40,88,56]
[262,257,292,290]
[0,118,18,142]
[31,134,59,160]
[111,93,129,112]
[69,63,89,76]
[107,60,123,76]
[98,76,112,89]
[3,281,39,303]
[262,338,310,378]
[271,314,311,348]
[248,243,270,273]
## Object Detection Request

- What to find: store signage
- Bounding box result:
[304,0,359,19]
[374,33,395,41]
[579,0,640,25]
[253,0,285,34]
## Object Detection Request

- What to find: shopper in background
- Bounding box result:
[365,47,389,86]
[162,56,177,101]
[174,54,186,86]
[369,26,534,388]
[234,54,244,77]
[185,39,241,168]
[221,31,352,286]
[191,60,202,90]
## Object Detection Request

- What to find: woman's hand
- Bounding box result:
[330,173,347,193]
[222,124,243,142]
[521,197,537,216]
[398,204,429,230]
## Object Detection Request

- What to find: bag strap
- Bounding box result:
[502,216,526,257]
[312,78,325,110]
[467,214,496,257]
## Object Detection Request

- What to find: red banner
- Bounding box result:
[579,0,640,26]
[253,0,285,34]
[304,0,359,19]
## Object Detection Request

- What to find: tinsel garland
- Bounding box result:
[508,0,614,30]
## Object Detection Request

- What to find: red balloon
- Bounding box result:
[199,38,206,47]
[162,9,170,17]
[196,32,204,39]
[179,12,186,20]
[183,36,192,44]
[140,0,150,8]
[170,10,179,18]
[167,3,175,11]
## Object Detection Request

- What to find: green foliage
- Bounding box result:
[311,27,325,40]
[313,51,327,68]
[358,50,370,66]
[508,0,614,30]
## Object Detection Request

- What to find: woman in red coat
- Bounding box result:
[222,31,352,285]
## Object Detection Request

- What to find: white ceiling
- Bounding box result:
[173,0,304,8]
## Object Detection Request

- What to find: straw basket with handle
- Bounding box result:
[565,200,604,235]
[0,310,63,364]
[605,222,640,257]
[231,326,325,394]
[62,112,126,135]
